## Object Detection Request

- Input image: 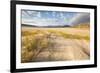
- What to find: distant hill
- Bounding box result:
[22,24,71,28]
[22,24,37,27]
[73,23,90,28]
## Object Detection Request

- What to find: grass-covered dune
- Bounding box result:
[21,26,90,63]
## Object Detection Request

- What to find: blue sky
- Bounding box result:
[21,10,90,26]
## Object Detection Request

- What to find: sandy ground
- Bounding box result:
[33,35,90,61]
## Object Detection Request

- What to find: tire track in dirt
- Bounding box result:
[34,34,90,62]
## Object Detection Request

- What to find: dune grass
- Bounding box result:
[47,29,89,40]
[21,27,90,62]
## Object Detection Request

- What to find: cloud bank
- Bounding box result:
[69,13,90,26]
[22,10,90,27]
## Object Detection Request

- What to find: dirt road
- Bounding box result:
[32,34,90,62]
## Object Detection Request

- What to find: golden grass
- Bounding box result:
[46,29,89,40]
[21,27,90,62]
